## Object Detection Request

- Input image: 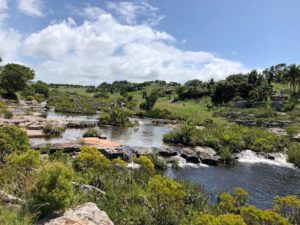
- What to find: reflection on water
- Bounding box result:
[166,163,300,209]
[47,111,99,123]
[100,120,171,147]
[30,113,171,148]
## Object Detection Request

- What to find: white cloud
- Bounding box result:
[0,0,7,12]
[17,0,44,17]
[23,4,247,84]
[0,27,21,62]
[107,1,165,26]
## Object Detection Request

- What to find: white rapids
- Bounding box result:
[237,150,295,169]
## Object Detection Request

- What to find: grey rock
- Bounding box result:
[44,202,114,225]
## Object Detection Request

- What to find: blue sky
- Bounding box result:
[0,0,299,84]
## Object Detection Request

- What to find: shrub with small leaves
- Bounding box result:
[29,162,74,216]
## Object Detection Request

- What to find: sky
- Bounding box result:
[0,0,299,84]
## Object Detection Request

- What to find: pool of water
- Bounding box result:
[30,112,171,148]
[166,163,300,209]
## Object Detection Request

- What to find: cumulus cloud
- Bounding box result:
[18,2,247,84]
[17,0,44,17]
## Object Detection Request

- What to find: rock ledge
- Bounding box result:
[44,202,114,225]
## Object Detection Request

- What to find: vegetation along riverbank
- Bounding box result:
[0,59,300,224]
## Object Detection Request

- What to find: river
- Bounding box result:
[30,112,300,209]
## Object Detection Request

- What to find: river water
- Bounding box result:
[30,112,300,209]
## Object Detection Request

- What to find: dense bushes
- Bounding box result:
[99,107,133,127]
[0,140,299,224]
[163,123,287,154]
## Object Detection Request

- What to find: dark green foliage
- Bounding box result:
[212,71,272,104]
[33,80,49,98]
[140,91,158,111]
[0,63,35,95]
[177,79,211,100]
[141,108,173,119]
[99,107,132,127]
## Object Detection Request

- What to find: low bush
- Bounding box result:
[287,144,300,167]
[0,124,30,164]
[29,162,74,216]
[99,107,133,127]
[42,123,65,135]
[83,128,103,138]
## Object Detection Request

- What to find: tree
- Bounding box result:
[0,63,35,96]
[140,91,158,111]
[33,80,49,97]
[29,162,74,216]
[283,64,300,93]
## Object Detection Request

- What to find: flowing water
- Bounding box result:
[30,112,300,209]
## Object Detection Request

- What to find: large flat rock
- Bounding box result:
[44,202,114,225]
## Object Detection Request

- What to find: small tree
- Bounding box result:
[140,91,158,111]
[0,63,35,96]
[29,162,74,216]
[33,80,49,98]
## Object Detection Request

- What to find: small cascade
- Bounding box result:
[237,150,295,168]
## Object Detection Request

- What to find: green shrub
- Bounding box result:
[29,162,74,216]
[273,195,300,225]
[147,175,186,224]
[133,155,155,175]
[83,128,103,138]
[3,110,13,119]
[240,206,290,225]
[0,125,30,164]
[42,123,65,135]
[163,123,197,146]
[286,123,300,137]
[287,144,300,167]
[99,107,132,127]
[7,150,40,174]
[76,146,111,171]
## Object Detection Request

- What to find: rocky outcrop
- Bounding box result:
[195,146,219,165]
[44,202,114,225]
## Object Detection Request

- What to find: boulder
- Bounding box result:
[195,146,219,165]
[44,202,114,225]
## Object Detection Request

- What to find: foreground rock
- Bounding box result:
[44,202,114,225]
